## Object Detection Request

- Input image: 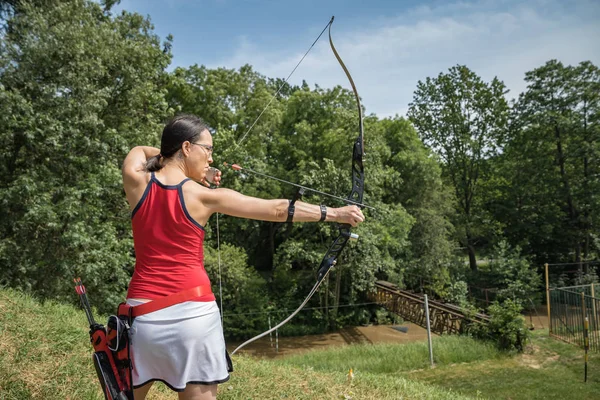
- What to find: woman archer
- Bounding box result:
[121,114,365,400]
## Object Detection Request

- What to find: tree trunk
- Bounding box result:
[467,243,477,271]
[465,225,477,271]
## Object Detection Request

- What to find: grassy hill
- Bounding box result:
[1,288,598,399]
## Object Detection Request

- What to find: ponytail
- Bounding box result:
[145,154,163,172]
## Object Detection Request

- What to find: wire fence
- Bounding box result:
[549,286,600,352]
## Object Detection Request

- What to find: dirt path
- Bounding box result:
[227,322,433,358]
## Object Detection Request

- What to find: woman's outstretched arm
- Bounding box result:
[198,187,364,226]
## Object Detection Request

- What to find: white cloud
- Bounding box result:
[211,0,600,118]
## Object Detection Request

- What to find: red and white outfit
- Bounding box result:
[126,172,230,391]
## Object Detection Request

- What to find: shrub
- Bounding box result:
[485,299,529,352]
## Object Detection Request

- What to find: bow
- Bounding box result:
[230,16,365,355]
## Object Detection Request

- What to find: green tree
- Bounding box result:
[0,0,171,312]
[486,241,542,304]
[408,65,509,271]
[500,60,600,266]
[377,117,455,288]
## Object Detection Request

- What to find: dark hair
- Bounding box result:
[146,114,211,172]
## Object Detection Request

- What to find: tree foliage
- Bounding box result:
[0,0,171,311]
[495,60,600,266]
[408,65,509,271]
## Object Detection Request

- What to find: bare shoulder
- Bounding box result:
[122,146,156,209]
[182,181,257,217]
[183,180,239,206]
[180,181,240,225]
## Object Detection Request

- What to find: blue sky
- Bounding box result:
[114,0,600,117]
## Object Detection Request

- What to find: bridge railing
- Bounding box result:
[370,280,489,335]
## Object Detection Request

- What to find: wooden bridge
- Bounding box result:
[370,280,489,335]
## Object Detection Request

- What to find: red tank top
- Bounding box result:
[126,172,215,302]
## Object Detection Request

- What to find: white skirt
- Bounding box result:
[126,299,231,391]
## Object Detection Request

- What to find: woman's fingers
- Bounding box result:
[212,169,222,186]
[336,205,365,226]
[204,167,222,187]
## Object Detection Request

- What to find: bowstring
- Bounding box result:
[217,212,224,325]
[218,16,334,335]
[235,17,334,148]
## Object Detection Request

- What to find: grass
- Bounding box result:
[276,335,504,374]
[279,330,600,400]
[278,332,600,399]
[1,287,599,399]
[411,331,600,400]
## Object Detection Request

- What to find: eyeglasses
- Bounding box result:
[191,142,213,156]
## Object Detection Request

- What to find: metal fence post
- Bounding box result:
[545,263,551,334]
[584,317,589,382]
[591,284,597,326]
[424,294,434,368]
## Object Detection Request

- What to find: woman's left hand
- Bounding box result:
[333,205,365,227]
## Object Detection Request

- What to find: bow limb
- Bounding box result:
[316,19,365,281]
[231,279,323,355]
[328,17,365,207]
